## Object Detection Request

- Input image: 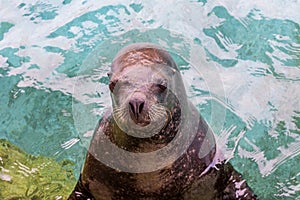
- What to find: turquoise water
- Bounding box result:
[0,0,300,199]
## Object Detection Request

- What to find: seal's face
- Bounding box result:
[109,64,175,137]
[110,65,168,125]
[107,44,186,138]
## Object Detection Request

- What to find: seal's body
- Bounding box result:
[69,43,257,200]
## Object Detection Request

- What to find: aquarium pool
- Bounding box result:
[0,0,300,199]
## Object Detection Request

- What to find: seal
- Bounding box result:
[69,43,257,199]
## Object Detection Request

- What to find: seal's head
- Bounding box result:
[108,43,186,138]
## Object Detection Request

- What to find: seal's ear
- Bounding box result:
[171,68,177,75]
[165,67,177,77]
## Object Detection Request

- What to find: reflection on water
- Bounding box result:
[0,0,299,199]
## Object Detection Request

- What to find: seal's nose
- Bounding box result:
[129,98,145,120]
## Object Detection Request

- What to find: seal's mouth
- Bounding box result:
[129,109,151,127]
[130,114,151,127]
[136,121,150,127]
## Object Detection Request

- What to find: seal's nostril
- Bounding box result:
[129,101,135,115]
[139,102,144,114]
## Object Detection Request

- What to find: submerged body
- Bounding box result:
[69,43,257,199]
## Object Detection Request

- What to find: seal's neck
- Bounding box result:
[107,106,181,153]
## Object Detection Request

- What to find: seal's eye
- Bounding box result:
[157,84,167,92]
[109,80,118,93]
[154,79,167,93]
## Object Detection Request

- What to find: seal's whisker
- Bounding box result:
[113,106,128,124]
[114,105,129,123]
[149,104,168,122]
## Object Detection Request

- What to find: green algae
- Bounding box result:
[0,139,76,199]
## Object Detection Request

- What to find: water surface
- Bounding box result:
[0,0,300,199]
